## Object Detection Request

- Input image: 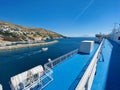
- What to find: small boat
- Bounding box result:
[42,47,48,51]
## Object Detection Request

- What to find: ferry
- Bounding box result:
[1,24,120,90]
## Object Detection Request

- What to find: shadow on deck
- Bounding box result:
[105,40,120,90]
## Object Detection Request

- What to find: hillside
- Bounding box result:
[0,21,65,42]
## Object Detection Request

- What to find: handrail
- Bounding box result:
[10,65,53,90]
[43,49,79,90]
[44,49,79,69]
[75,39,104,90]
[22,70,53,90]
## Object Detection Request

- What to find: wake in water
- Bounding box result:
[18,50,42,59]
[0,50,43,65]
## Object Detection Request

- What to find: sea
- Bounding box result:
[0,37,95,90]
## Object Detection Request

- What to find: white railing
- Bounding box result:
[42,63,53,89]
[10,71,53,90]
[10,67,53,90]
[43,49,78,89]
[22,71,53,90]
[75,39,104,90]
[44,49,79,69]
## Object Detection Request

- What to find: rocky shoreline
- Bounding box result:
[0,40,58,50]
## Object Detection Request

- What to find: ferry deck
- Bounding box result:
[4,39,120,90]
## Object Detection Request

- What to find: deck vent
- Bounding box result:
[79,40,94,54]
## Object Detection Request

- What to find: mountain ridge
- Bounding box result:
[0,21,65,42]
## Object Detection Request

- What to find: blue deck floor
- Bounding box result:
[92,39,120,90]
[43,44,99,90]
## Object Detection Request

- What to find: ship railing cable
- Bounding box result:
[9,65,53,90]
[19,71,53,90]
[43,49,79,90]
[44,49,79,69]
[75,39,105,90]
[9,68,53,90]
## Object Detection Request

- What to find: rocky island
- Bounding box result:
[0,21,65,50]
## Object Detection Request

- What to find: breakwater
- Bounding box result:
[0,40,58,50]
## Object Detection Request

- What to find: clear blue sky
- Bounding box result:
[0,0,120,36]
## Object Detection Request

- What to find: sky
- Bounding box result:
[0,0,120,36]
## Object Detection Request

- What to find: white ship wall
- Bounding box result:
[110,32,120,44]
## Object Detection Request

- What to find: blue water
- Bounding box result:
[0,37,95,90]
